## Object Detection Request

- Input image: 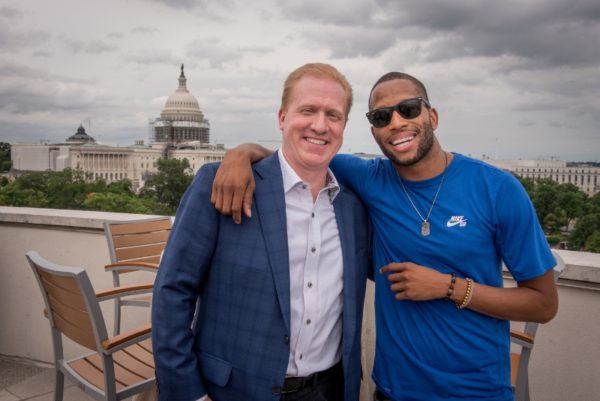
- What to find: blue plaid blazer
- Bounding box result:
[152,153,370,401]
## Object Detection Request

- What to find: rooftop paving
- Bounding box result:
[0,357,95,401]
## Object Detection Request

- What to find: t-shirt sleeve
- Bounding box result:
[331,154,372,197]
[494,174,556,281]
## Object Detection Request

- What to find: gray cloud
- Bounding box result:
[63,39,118,54]
[0,61,114,115]
[185,38,244,69]
[0,5,48,52]
[300,26,397,58]
[131,26,160,35]
[0,5,24,19]
[32,50,51,57]
[123,49,176,65]
[277,0,376,26]
[107,32,124,39]
[0,25,49,52]
[141,0,209,10]
[372,0,600,68]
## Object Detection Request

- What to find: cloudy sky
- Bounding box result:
[1,0,599,161]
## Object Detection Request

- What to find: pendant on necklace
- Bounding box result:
[421,221,431,237]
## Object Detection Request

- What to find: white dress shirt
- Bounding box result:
[278,150,344,377]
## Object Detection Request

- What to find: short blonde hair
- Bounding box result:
[281,63,353,119]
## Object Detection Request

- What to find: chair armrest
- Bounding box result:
[96,283,154,302]
[105,261,159,273]
[102,323,151,352]
[510,329,535,348]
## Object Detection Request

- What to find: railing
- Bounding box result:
[1,206,599,401]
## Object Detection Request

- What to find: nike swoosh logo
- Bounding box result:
[447,221,463,227]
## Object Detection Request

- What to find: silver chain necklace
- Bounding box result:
[398,152,448,237]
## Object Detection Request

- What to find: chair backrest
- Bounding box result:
[26,251,108,353]
[511,250,565,401]
[104,216,172,266]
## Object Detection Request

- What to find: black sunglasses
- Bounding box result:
[366,97,431,128]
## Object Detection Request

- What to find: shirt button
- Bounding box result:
[302,184,307,189]
[299,354,303,360]
[307,282,312,288]
[306,319,311,325]
[284,335,289,344]
[311,247,316,253]
[311,212,315,218]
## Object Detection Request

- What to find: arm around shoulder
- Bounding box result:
[211,143,273,223]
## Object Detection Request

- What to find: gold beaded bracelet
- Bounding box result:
[456,277,474,309]
[445,273,457,299]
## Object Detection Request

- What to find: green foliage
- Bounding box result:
[524,178,587,232]
[568,213,600,251]
[83,192,154,214]
[0,169,159,214]
[514,175,600,252]
[140,158,194,215]
[544,210,567,234]
[546,234,564,246]
[107,179,135,195]
[585,232,600,253]
[0,142,10,172]
[515,175,534,195]
[0,158,195,216]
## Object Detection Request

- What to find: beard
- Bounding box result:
[376,120,435,167]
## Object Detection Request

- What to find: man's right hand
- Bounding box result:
[211,144,272,224]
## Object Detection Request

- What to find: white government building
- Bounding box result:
[484,157,600,196]
[11,65,226,191]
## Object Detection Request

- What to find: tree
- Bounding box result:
[555,183,586,228]
[0,142,11,172]
[0,171,49,207]
[107,179,135,195]
[140,158,194,215]
[569,213,600,251]
[46,168,93,209]
[515,175,534,196]
[544,210,567,234]
[585,232,600,253]
[529,179,561,224]
[83,192,154,214]
[0,169,138,212]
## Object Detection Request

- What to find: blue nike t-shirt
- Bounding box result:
[331,153,555,401]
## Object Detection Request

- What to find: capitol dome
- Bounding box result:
[161,65,205,122]
[153,65,210,144]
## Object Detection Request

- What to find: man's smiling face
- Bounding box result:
[279,74,347,177]
[369,78,438,167]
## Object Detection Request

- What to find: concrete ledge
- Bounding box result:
[2,206,599,285]
[0,206,166,230]
[502,249,600,289]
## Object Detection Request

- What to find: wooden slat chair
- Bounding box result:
[26,251,156,401]
[510,250,566,401]
[103,216,172,335]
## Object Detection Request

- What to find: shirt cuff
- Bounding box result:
[197,396,208,401]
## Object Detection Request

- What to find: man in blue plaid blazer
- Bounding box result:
[152,63,370,401]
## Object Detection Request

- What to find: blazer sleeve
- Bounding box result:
[152,163,220,401]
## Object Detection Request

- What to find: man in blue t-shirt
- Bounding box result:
[211,72,559,401]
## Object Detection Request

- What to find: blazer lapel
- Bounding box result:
[334,189,359,356]
[253,154,291,332]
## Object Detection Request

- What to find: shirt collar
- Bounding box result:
[277,149,340,203]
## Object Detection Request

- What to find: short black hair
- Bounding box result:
[368,72,429,110]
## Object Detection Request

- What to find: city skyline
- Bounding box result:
[0,0,599,161]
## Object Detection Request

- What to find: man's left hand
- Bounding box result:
[380,262,449,301]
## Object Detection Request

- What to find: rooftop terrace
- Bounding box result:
[1,206,599,401]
